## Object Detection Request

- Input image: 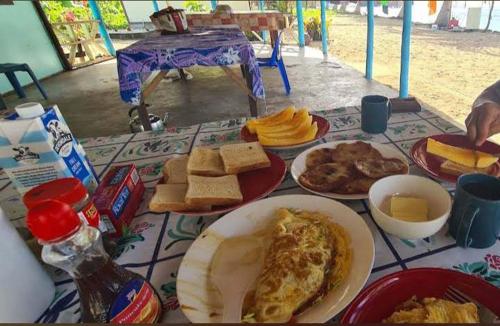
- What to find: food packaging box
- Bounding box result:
[93,164,144,237]
[0,105,98,194]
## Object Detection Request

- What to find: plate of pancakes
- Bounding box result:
[291,141,409,200]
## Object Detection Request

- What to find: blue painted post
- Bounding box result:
[365,0,374,79]
[320,0,328,56]
[211,0,217,10]
[152,0,160,12]
[88,0,115,56]
[399,0,412,98]
[296,0,305,47]
[258,0,268,43]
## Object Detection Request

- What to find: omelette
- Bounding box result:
[242,208,351,323]
[384,296,479,323]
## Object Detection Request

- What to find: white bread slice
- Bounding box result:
[440,160,491,176]
[219,142,271,174]
[185,175,243,206]
[163,155,188,184]
[187,147,226,176]
[149,184,211,212]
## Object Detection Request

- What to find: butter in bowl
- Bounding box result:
[368,175,452,240]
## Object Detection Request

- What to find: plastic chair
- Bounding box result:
[257,32,291,95]
[0,63,48,100]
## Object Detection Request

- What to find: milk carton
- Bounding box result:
[0,104,98,194]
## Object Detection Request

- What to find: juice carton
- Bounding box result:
[0,104,98,194]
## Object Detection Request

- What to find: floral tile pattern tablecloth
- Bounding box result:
[1,106,498,323]
[116,26,264,105]
[186,11,287,33]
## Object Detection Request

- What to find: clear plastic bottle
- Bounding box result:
[27,199,162,323]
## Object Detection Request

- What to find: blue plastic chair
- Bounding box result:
[257,32,291,95]
[0,63,48,100]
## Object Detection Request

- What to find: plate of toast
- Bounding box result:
[291,141,409,200]
[241,107,330,149]
[411,134,500,183]
[149,142,286,216]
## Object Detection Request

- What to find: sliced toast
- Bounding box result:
[187,147,226,176]
[219,142,271,174]
[163,155,189,184]
[185,174,243,206]
[149,184,211,212]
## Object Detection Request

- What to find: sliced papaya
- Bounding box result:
[258,122,318,146]
[258,114,312,138]
[246,107,295,133]
[255,109,309,134]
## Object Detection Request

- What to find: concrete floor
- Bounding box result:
[1,44,401,139]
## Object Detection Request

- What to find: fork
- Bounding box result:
[443,286,499,323]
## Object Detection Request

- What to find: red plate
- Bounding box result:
[341,268,500,323]
[240,114,330,148]
[411,134,500,183]
[157,151,286,216]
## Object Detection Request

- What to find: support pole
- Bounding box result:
[296,0,305,47]
[320,0,328,56]
[152,0,159,12]
[88,0,116,56]
[211,0,217,11]
[366,0,374,80]
[399,0,412,98]
[258,0,268,43]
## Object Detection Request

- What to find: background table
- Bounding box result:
[1,106,498,323]
[116,26,265,130]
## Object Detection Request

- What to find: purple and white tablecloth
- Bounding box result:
[117,26,265,105]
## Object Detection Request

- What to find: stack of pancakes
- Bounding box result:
[299,141,408,194]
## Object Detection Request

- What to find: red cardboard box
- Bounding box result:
[93,164,144,237]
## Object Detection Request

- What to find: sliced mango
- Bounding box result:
[255,108,309,134]
[258,122,318,146]
[259,114,312,138]
[246,107,295,133]
[426,138,498,168]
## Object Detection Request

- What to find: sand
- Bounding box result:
[324,14,500,135]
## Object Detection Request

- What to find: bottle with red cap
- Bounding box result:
[27,200,162,323]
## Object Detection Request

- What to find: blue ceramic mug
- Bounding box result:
[448,173,500,249]
[361,95,392,133]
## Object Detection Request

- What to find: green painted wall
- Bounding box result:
[0,1,63,94]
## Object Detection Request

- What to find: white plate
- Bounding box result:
[176,195,375,323]
[291,140,410,200]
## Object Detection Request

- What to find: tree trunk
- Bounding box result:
[435,0,453,27]
[484,0,495,31]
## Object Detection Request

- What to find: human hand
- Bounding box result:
[465,102,500,146]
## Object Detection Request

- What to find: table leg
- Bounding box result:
[270,30,279,48]
[137,102,152,131]
[179,69,187,81]
[241,64,258,117]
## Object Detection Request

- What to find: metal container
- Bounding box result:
[128,106,167,133]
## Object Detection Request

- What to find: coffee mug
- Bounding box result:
[448,173,500,249]
[361,95,392,133]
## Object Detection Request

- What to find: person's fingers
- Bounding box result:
[475,108,496,146]
[466,110,479,144]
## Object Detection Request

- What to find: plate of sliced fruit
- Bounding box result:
[411,134,500,183]
[241,107,330,149]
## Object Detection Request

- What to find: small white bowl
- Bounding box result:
[368,175,452,240]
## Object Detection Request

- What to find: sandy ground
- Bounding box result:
[325,14,500,133]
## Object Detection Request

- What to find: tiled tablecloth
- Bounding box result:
[116,26,265,105]
[1,106,498,323]
[187,11,287,33]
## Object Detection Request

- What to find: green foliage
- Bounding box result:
[268,0,293,13]
[40,0,128,30]
[297,8,334,41]
[184,0,208,12]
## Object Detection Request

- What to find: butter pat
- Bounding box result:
[390,196,428,222]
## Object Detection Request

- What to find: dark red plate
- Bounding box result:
[240,114,330,148]
[156,151,286,216]
[341,268,500,323]
[411,134,500,183]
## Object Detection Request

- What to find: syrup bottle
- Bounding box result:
[27,199,162,323]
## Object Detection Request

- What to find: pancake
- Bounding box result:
[337,177,378,194]
[299,163,351,192]
[354,158,408,178]
[331,141,383,163]
[305,148,335,169]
